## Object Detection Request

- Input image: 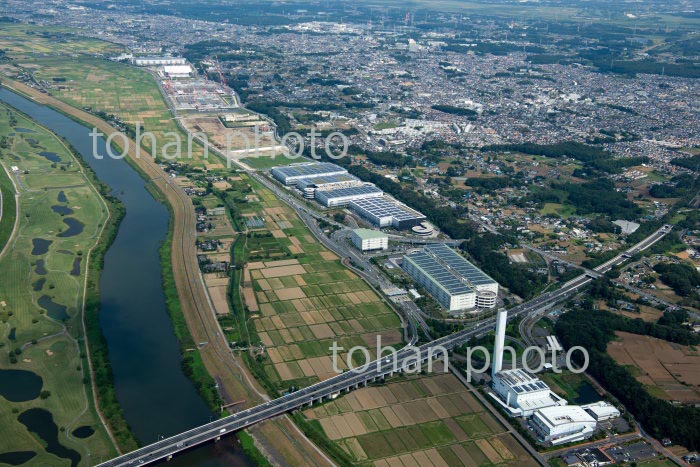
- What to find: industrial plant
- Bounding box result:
[488,310,620,446]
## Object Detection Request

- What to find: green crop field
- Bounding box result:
[0,24,124,57]
[303,373,538,466]
[215,174,402,392]
[0,103,116,465]
[28,56,212,162]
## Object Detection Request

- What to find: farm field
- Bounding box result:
[0,103,116,464]
[217,173,403,391]
[0,42,220,167]
[303,373,538,466]
[608,331,700,403]
[0,24,123,57]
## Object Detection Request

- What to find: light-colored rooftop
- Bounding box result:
[352,228,388,240]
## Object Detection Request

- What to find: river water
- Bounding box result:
[0,88,249,466]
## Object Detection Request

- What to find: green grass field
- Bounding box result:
[0,158,17,252]
[0,24,124,58]
[4,53,211,167]
[540,203,576,218]
[0,103,116,464]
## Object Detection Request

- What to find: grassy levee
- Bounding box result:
[290,413,355,467]
[238,430,273,467]
[0,159,17,253]
[159,216,223,411]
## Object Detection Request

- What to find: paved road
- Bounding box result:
[96,224,671,467]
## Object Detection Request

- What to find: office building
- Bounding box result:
[351,229,389,251]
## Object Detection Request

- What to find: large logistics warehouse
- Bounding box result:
[314,184,384,207]
[402,244,498,311]
[271,162,348,186]
[133,56,187,66]
[349,196,426,230]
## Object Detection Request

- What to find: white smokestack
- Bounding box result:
[493,309,507,377]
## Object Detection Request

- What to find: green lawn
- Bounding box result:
[0,160,17,252]
[0,103,116,465]
[540,203,576,218]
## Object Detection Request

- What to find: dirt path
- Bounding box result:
[2,78,335,466]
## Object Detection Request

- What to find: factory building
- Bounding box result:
[349,196,426,230]
[529,406,597,446]
[402,244,499,311]
[271,162,347,186]
[296,173,361,191]
[581,402,620,422]
[351,229,389,252]
[314,184,384,207]
[491,368,568,417]
[133,56,187,66]
[529,405,597,446]
[490,310,567,417]
[489,311,602,446]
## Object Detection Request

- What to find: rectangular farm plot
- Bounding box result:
[301,374,536,465]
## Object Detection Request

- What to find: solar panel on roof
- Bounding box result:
[514,386,523,394]
[422,243,497,287]
[272,162,347,179]
[350,197,425,221]
[405,253,473,295]
[318,185,383,198]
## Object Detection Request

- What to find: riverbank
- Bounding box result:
[0,79,264,464]
[0,75,335,466]
[0,96,118,465]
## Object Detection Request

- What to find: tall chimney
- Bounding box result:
[493,309,507,377]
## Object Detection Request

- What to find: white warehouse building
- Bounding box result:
[351,229,388,252]
[271,162,347,186]
[133,56,187,66]
[529,406,597,446]
[314,184,384,207]
[402,244,499,311]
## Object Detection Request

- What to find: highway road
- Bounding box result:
[96,224,672,467]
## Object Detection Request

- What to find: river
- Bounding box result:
[0,88,249,466]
